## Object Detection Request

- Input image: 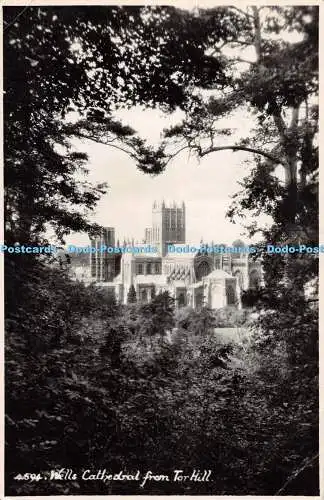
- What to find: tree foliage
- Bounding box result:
[127,284,137,304]
[5,279,318,495]
[3,5,247,244]
[139,291,175,338]
[159,7,318,247]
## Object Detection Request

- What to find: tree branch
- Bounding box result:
[290,106,300,131]
[72,133,137,159]
[275,453,319,495]
[252,6,262,60]
[272,107,287,138]
[198,145,284,165]
[164,145,189,167]
[230,6,254,20]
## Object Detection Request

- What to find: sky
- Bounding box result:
[65,106,272,247]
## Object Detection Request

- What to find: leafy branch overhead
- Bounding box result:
[64,111,168,175]
[159,6,318,242]
[5,4,239,243]
[4,5,318,250]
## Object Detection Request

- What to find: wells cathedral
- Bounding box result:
[77,201,262,309]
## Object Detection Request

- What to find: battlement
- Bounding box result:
[152,200,185,210]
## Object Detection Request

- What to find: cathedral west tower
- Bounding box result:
[90,227,116,281]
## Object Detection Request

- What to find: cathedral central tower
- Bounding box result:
[145,201,186,256]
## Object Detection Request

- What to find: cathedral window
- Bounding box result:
[140,289,148,303]
[226,285,236,305]
[177,291,187,308]
[196,261,211,280]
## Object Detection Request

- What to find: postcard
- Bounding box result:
[2,1,320,497]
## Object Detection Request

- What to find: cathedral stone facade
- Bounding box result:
[88,202,262,309]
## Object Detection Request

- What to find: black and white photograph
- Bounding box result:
[3,1,319,496]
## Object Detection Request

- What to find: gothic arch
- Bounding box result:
[195,259,212,281]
